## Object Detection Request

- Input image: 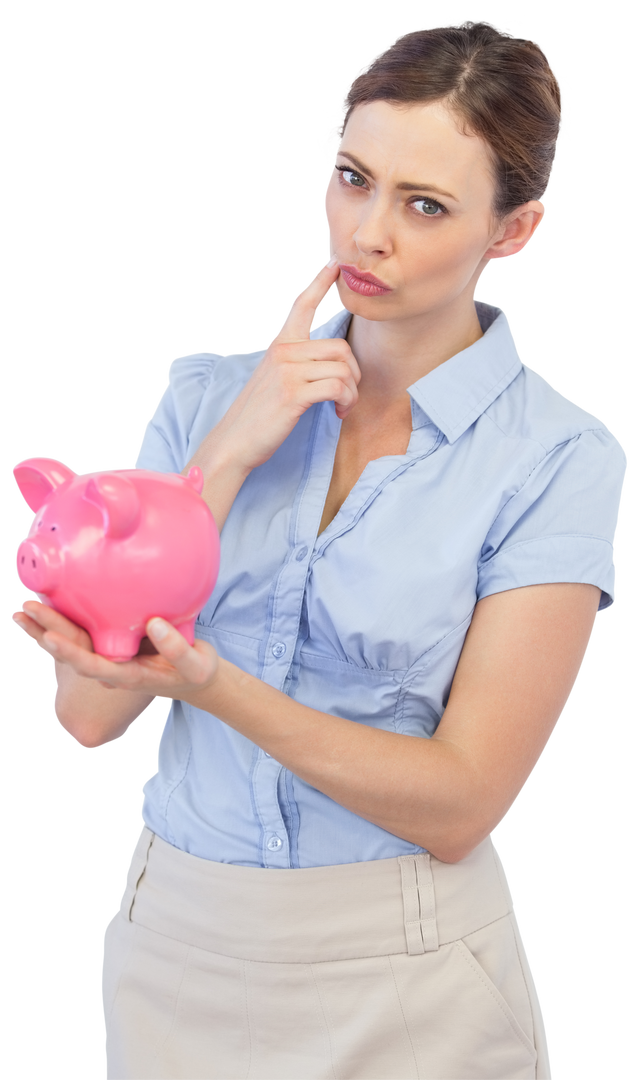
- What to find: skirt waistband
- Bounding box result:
[121,828,513,964]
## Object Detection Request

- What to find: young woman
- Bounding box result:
[14,22,625,1080]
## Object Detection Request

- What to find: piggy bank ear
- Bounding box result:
[84,474,141,538]
[185,466,204,494]
[14,458,76,511]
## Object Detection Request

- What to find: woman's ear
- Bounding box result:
[485,201,544,260]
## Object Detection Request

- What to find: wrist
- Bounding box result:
[185,431,254,532]
[187,423,254,482]
[188,448,252,487]
[185,655,232,714]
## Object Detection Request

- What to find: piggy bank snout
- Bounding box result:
[17,540,58,594]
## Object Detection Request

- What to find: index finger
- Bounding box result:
[276,257,340,344]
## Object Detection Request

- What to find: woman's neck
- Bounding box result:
[347,293,484,405]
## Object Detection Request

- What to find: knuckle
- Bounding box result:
[274,342,299,365]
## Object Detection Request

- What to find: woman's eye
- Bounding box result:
[335,167,445,211]
[337,166,366,188]
[414,197,445,216]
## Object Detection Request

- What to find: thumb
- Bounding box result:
[275,256,340,344]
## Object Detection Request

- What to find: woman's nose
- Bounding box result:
[352,199,393,257]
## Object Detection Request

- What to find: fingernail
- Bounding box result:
[148,618,169,641]
[326,254,338,268]
[46,639,58,652]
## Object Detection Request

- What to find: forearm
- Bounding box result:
[55,663,153,747]
[44,420,249,742]
[183,426,252,532]
[188,659,483,862]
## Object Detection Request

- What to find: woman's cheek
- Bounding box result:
[411,228,485,287]
[321,184,347,246]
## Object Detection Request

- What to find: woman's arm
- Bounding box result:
[55,662,154,747]
[181,259,359,531]
[32,580,600,861]
[181,443,251,538]
[14,603,154,747]
[186,581,600,862]
[13,261,358,744]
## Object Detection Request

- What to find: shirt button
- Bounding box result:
[296,546,308,561]
[272,642,286,658]
[266,835,283,851]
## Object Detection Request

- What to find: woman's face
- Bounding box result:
[325,100,507,322]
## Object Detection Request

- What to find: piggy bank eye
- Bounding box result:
[50,525,57,531]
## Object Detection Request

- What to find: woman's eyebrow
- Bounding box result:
[337,150,457,201]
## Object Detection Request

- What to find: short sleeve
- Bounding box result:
[135,354,218,474]
[477,428,626,610]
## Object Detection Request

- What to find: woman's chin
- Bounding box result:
[335,279,396,320]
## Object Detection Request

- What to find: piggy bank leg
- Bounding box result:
[91,628,143,662]
[174,618,196,646]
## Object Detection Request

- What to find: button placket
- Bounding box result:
[252,403,341,868]
[252,754,291,868]
[261,401,340,691]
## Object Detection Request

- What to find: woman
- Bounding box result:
[14,22,625,1080]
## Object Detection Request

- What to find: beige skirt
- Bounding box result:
[103,828,550,1079]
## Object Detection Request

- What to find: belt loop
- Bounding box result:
[399,853,439,955]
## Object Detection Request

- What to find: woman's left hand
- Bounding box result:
[41,616,219,700]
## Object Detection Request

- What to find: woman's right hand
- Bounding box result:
[14,599,95,658]
[9,600,159,691]
[187,260,360,511]
[11,596,158,747]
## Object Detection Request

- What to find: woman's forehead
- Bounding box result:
[339,100,495,198]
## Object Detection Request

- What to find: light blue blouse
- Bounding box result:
[136,303,625,868]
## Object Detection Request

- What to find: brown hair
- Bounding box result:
[342,22,561,217]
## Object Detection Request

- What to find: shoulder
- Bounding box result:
[136,347,266,473]
[168,347,266,399]
[486,362,625,466]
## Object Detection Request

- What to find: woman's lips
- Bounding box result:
[338,264,392,297]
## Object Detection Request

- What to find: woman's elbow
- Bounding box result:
[56,715,115,748]
[422,816,494,865]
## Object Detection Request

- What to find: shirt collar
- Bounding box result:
[313,302,522,444]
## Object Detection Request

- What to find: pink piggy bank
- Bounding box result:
[14,458,220,661]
